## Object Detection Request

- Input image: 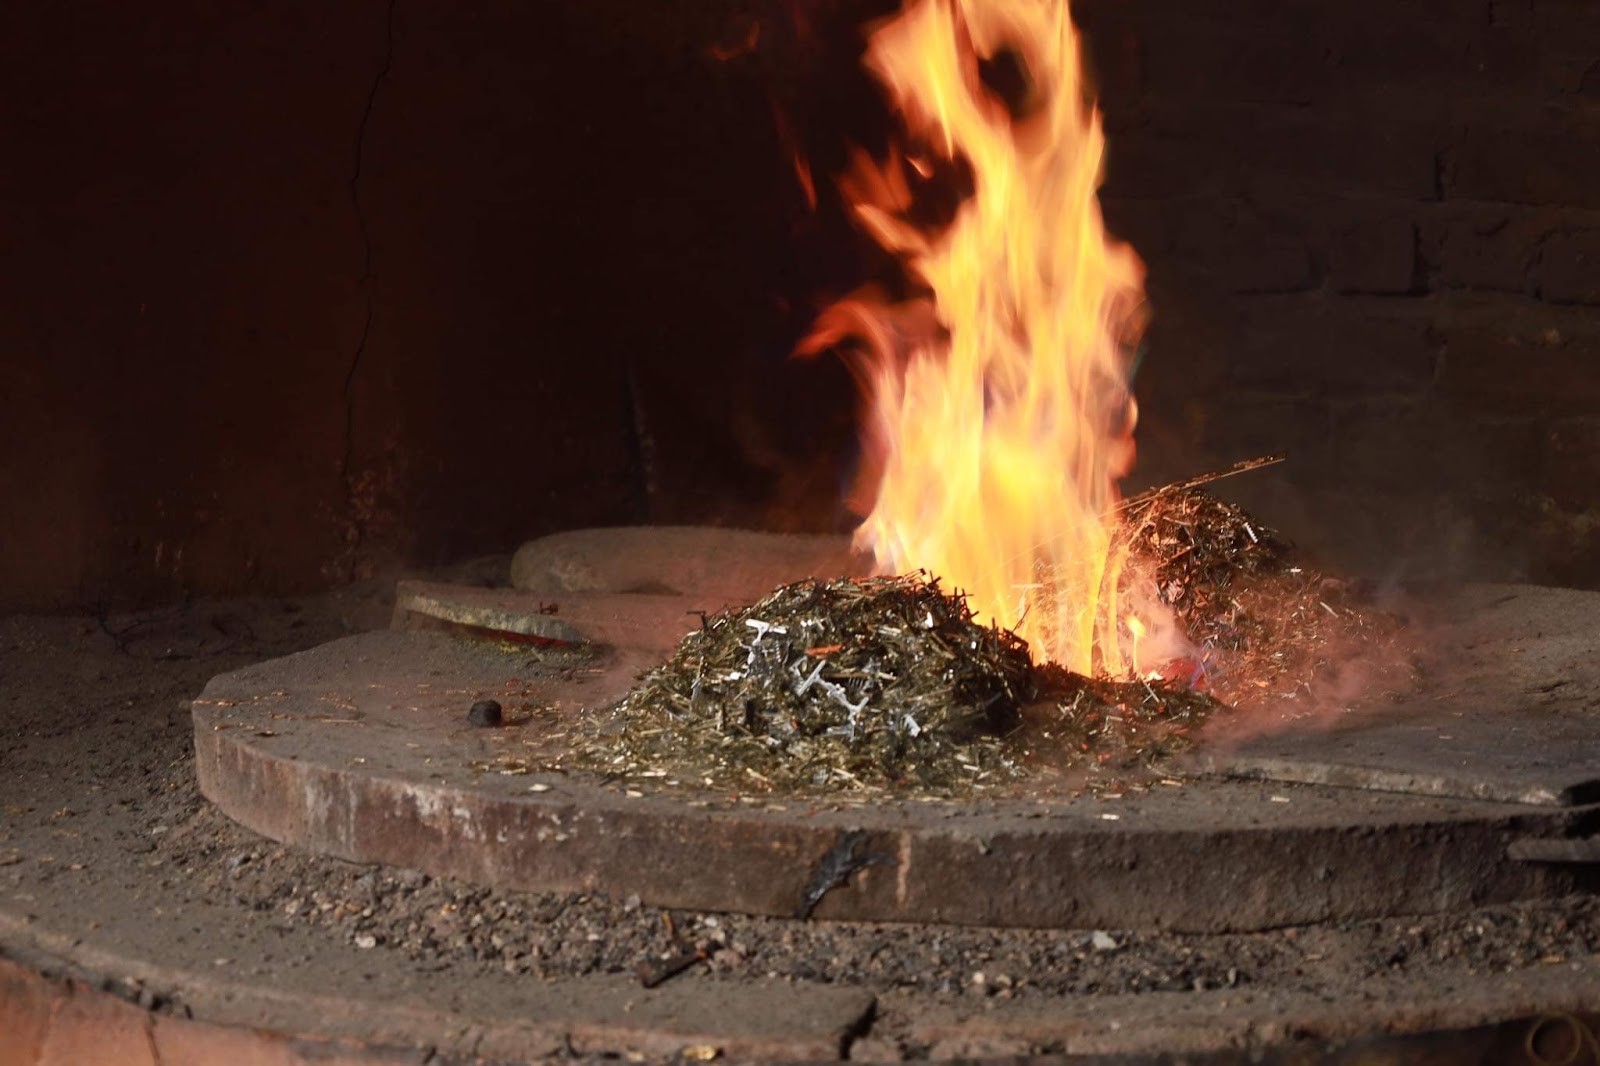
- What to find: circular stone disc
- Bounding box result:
[192,607,1588,932]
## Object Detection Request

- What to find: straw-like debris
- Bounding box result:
[582,574,1033,793]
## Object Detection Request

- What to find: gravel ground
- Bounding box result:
[4,579,1600,1060]
[143,768,1600,1001]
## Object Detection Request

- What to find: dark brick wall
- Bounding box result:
[1,0,1596,610]
[0,0,813,611]
[1081,0,1600,585]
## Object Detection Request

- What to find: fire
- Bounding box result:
[804,0,1154,675]
[1126,613,1146,670]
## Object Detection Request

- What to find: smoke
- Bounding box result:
[1198,575,1427,749]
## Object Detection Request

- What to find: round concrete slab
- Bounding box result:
[395,578,1600,807]
[192,620,1591,933]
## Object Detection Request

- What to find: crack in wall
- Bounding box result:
[342,0,398,552]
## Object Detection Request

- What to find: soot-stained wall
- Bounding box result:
[2,0,1596,611]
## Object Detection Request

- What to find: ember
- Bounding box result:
[1029,666,1220,775]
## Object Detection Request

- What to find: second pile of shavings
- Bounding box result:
[1117,486,1409,711]
[584,574,1035,795]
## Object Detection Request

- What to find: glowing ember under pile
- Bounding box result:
[1116,486,1403,711]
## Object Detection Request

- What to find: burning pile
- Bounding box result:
[575,483,1403,796]
[562,0,1408,795]
[1117,483,1403,711]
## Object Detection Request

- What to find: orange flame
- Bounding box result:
[808,0,1155,675]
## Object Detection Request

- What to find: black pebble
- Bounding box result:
[467,699,503,727]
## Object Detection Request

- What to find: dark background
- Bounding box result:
[2,0,1597,613]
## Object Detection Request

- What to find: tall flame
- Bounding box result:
[806,0,1149,675]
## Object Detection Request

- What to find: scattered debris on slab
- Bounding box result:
[636,943,712,988]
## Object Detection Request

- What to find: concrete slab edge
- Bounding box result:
[196,705,1582,933]
[895,955,1600,1058]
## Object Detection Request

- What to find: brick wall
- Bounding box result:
[1079,0,1600,584]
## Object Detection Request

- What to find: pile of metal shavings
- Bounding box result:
[1116,486,1409,710]
[580,574,1035,795]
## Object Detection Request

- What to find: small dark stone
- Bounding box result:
[467,699,503,727]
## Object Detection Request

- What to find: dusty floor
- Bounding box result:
[4,573,1600,1061]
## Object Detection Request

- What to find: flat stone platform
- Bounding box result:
[194,580,1600,933]
[10,587,1600,1063]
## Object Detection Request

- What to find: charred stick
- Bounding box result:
[636,945,710,988]
[1117,453,1286,513]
